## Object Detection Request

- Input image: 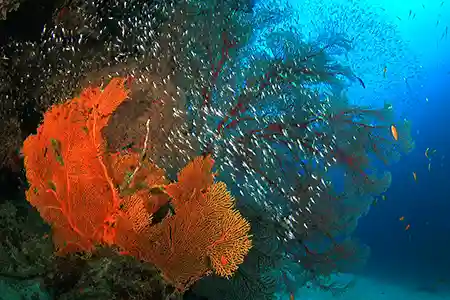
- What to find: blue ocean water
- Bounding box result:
[271,0,450,298]
[356,0,450,283]
[304,0,450,298]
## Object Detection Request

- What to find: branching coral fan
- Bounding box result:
[22,77,252,292]
[123,156,253,290]
[23,77,129,253]
[111,154,253,291]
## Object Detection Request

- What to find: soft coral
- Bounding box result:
[22,78,129,253]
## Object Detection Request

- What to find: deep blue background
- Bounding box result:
[353,2,450,287]
[356,72,450,287]
[282,0,450,290]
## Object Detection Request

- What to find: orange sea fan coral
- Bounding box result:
[22,77,252,290]
[164,155,216,200]
[130,156,252,291]
[105,151,168,234]
[22,78,130,253]
[202,182,253,278]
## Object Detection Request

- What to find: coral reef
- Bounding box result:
[192,204,285,300]
[21,78,252,293]
[0,198,179,299]
[22,77,131,253]
[0,0,22,20]
[46,247,181,300]
[0,201,52,283]
[0,118,22,171]
[117,156,252,291]
[0,0,415,299]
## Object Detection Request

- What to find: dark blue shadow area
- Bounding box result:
[355,69,450,289]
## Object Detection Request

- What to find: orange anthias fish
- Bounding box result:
[390,125,399,141]
[399,216,405,221]
[405,224,411,231]
[412,172,417,181]
[289,292,295,300]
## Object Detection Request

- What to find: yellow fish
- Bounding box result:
[390,125,399,141]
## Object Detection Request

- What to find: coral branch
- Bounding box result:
[23,78,129,253]
[119,118,151,192]
[121,156,252,292]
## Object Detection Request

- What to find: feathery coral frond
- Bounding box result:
[165,155,215,201]
[23,79,251,291]
[204,182,252,278]
[22,78,129,253]
[130,156,252,291]
[105,151,168,233]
